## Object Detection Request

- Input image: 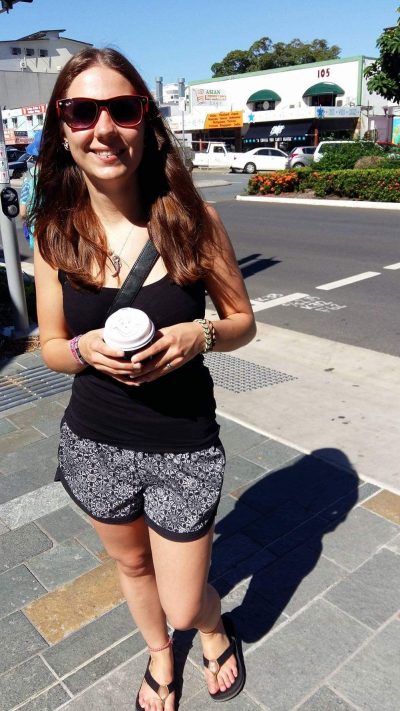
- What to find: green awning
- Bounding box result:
[247,89,281,103]
[303,82,344,97]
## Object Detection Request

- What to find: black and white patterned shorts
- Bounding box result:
[57,421,225,541]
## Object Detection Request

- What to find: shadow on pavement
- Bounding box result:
[237,253,281,279]
[173,449,358,688]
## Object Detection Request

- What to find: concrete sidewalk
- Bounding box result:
[0,327,399,711]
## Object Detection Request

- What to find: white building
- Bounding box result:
[0,29,92,146]
[167,56,393,150]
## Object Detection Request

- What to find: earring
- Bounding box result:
[63,139,70,151]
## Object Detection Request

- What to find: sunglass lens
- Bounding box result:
[70,100,97,128]
[110,96,142,126]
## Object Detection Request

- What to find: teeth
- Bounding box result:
[95,151,117,157]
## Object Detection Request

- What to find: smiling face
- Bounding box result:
[61,64,146,192]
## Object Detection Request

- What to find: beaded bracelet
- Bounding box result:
[194,318,216,353]
[69,335,87,366]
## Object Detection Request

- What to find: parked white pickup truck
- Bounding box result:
[192,142,235,168]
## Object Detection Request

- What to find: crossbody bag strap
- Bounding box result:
[105,240,159,319]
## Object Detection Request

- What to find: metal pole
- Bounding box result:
[0,117,29,334]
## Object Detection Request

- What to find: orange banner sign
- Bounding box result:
[204,112,243,129]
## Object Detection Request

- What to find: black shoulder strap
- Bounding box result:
[105,240,159,319]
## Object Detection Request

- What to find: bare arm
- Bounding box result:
[34,243,138,381]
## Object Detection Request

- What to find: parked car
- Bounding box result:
[7,150,30,178]
[313,140,379,163]
[231,147,288,174]
[287,146,315,168]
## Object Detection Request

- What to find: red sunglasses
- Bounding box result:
[56,95,148,130]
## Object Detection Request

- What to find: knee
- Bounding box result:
[114,550,154,578]
[166,602,203,632]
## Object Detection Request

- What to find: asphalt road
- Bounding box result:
[207,198,399,357]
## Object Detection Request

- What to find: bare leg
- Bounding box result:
[149,527,238,695]
[92,517,175,711]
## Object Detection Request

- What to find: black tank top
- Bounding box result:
[60,272,219,452]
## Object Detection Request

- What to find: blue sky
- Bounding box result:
[0,0,398,87]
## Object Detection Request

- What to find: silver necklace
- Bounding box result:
[108,224,135,278]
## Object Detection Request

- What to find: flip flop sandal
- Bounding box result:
[202,613,246,702]
[135,656,175,710]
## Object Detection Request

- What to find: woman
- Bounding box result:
[33,47,255,711]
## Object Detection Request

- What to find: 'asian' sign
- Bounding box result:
[392,117,400,145]
[204,112,243,129]
[193,88,227,105]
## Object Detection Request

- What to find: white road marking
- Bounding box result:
[316,272,380,291]
[384,262,400,270]
[251,293,308,312]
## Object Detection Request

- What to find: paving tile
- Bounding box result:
[0,564,46,617]
[36,505,92,543]
[242,438,300,470]
[362,489,400,525]
[313,506,399,571]
[0,611,48,674]
[357,482,381,503]
[248,543,346,617]
[214,493,262,541]
[0,466,59,506]
[219,423,266,456]
[243,500,318,547]
[180,688,260,710]
[17,685,71,711]
[0,655,56,711]
[222,455,266,495]
[0,521,9,535]
[0,522,52,573]
[297,686,357,710]
[8,400,66,436]
[331,619,400,711]
[216,415,241,436]
[53,391,72,407]
[27,539,99,590]
[325,548,400,629]
[245,600,369,711]
[0,482,70,530]
[64,631,145,695]
[0,360,25,375]
[267,513,330,557]
[0,425,44,455]
[25,559,124,644]
[384,533,400,555]
[0,433,59,475]
[209,532,261,581]
[0,418,17,435]
[219,541,276,588]
[319,484,376,523]
[43,602,135,676]
[76,526,109,560]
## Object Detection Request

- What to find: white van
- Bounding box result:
[313,140,377,162]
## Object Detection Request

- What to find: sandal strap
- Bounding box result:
[203,640,235,670]
[144,663,175,701]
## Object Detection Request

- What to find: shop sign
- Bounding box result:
[22,104,47,115]
[204,112,243,129]
[193,88,227,105]
[315,106,360,118]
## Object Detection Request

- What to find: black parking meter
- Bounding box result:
[1,187,19,217]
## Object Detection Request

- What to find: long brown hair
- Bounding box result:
[31,47,216,288]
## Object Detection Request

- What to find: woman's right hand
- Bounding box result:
[77,329,135,384]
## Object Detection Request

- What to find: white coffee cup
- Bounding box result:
[103,307,155,359]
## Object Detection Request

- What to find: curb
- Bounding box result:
[236,195,400,210]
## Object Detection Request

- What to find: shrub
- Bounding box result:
[354,155,385,169]
[315,141,383,171]
[247,170,301,195]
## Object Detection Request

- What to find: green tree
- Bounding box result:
[211,37,341,77]
[364,7,400,103]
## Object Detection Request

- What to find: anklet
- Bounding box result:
[199,619,221,635]
[147,637,173,653]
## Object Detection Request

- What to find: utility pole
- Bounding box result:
[0,1,33,14]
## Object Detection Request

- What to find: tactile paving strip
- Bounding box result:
[0,364,72,412]
[205,352,296,393]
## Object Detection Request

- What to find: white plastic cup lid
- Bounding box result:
[103,307,155,352]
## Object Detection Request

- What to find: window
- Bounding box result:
[253,100,276,111]
[11,47,21,55]
[12,117,17,127]
[37,114,44,126]
[256,149,270,156]
[25,48,35,57]
[39,49,48,57]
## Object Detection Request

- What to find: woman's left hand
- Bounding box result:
[127,321,205,385]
